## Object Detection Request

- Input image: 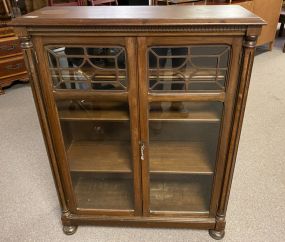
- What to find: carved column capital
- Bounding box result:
[20,36,33,49]
[243,35,258,48]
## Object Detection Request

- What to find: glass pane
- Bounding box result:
[149,101,223,212]
[46,46,127,91]
[150,175,212,212]
[148,45,230,93]
[57,100,134,210]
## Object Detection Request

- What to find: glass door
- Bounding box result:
[39,37,141,215]
[148,101,223,213]
[138,37,241,216]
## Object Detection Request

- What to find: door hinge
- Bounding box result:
[140,141,145,161]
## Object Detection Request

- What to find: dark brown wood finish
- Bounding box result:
[15,29,68,214]
[33,35,142,217]
[11,6,264,26]
[12,6,264,239]
[32,36,78,214]
[0,24,28,94]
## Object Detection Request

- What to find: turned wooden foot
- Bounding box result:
[62,225,78,235]
[209,229,225,240]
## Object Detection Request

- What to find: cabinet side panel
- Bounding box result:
[216,35,258,228]
[209,37,243,216]
[32,36,77,213]
[18,33,68,212]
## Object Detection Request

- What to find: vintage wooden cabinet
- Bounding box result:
[0,25,28,94]
[11,6,264,239]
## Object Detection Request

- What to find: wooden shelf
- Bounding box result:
[72,174,134,210]
[58,101,129,121]
[150,175,212,212]
[68,141,132,173]
[149,141,215,174]
[149,102,222,122]
[149,110,220,122]
[59,109,129,121]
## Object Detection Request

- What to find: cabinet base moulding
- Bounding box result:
[62,214,216,230]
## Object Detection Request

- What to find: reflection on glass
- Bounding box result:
[46,46,127,91]
[148,45,230,92]
[57,100,134,210]
[150,175,212,212]
[148,101,223,212]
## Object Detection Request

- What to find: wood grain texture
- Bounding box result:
[208,37,243,216]
[125,37,143,216]
[68,141,132,173]
[0,36,21,58]
[253,0,283,46]
[67,214,215,229]
[33,36,79,213]
[217,37,257,217]
[0,56,27,78]
[15,5,263,235]
[23,35,68,212]
[10,6,265,27]
[0,24,28,91]
[149,141,215,174]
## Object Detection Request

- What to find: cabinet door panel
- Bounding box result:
[148,45,230,93]
[46,46,127,91]
[33,37,141,216]
[148,101,223,214]
[138,36,242,217]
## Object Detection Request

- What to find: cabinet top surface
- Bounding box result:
[10,6,265,27]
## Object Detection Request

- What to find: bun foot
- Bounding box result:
[63,225,78,235]
[209,229,225,240]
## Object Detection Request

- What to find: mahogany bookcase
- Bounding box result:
[10,6,265,239]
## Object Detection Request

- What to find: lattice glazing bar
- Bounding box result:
[148,45,230,92]
[46,46,128,91]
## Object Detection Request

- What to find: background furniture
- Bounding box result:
[0,0,28,94]
[24,0,47,13]
[12,5,264,239]
[88,0,118,5]
[152,0,283,50]
[206,0,282,49]
[0,0,13,18]
[253,0,283,49]
[48,0,84,6]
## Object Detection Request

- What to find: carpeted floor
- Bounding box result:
[1,38,285,242]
